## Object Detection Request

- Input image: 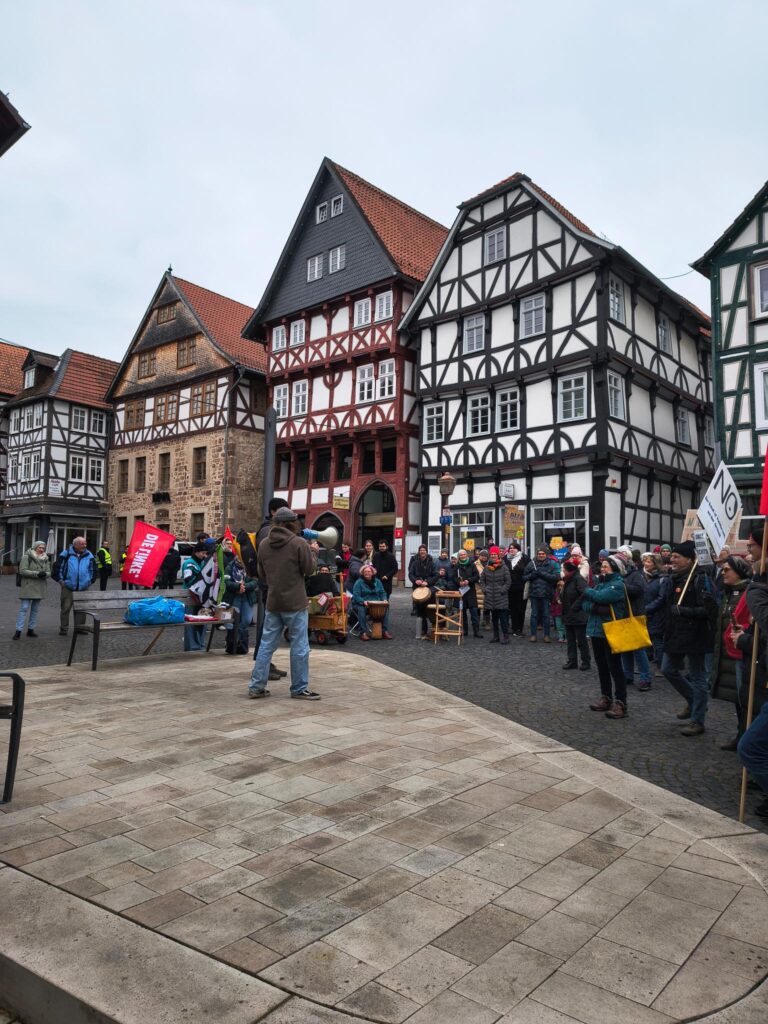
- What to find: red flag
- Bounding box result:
[223,526,235,542]
[761,454,768,515]
[121,522,176,587]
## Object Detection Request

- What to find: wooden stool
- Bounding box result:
[433,591,463,645]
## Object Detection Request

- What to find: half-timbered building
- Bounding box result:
[0,340,44,556]
[401,173,713,556]
[106,271,267,553]
[243,159,447,572]
[3,347,118,559]
[693,181,768,540]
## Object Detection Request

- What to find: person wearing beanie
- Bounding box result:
[659,543,673,570]
[660,541,719,735]
[456,549,481,638]
[252,497,292,682]
[505,540,531,636]
[582,555,631,718]
[479,546,512,643]
[523,546,560,643]
[641,552,670,681]
[475,548,491,630]
[712,556,755,750]
[249,508,319,700]
[561,560,590,670]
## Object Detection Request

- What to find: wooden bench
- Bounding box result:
[66,590,234,671]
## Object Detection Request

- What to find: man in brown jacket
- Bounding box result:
[248,507,319,699]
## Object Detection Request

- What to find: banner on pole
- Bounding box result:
[121,522,176,588]
[696,463,743,553]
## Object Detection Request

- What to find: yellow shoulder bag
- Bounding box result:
[602,585,652,654]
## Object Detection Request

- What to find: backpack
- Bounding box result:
[51,552,69,583]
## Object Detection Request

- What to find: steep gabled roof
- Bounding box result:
[173,277,263,372]
[8,349,119,409]
[692,179,768,277]
[0,90,30,159]
[0,339,53,397]
[331,162,448,281]
[461,172,597,238]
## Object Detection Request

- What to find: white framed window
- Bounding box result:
[22,453,31,481]
[329,245,346,274]
[274,383,289,418]
[609,275,626,323]
[753,264,768,318]
[23,368,35,389]
[425,405,444,443]
[464,314,485,354]
[24,406,33,430]
[307,254,323,282]
[754,363,768,429]
[497,388,519,431]
[34,403,43,427]
[704,415,715,448]
[8,456,17,483]
[72,407,87,431]
[292,380,308,416]
[70,454,85,480]
[30,451,40,479]
[607,370,626,420]
[331,195,343,217]
[375,291,393,321]
[676,407,691,445]
[484,227,506,264]
[89,457,103,483]
[520,293,545,338]
[377,359,395,399]
[467,393,491,436]
[10,409,19,433]
[273,325,287,350]
[657,316,671,353]
[357,365,375,403]
[316,202,328,224]
[290,320,305,347]
[558,373,587,422]
[91,410,105,434]
[354,298,372,327]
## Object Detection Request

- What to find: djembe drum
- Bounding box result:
[412,586,431,609]
[366,600,389,639]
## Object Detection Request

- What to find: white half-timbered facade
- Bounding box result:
[401,174,713,556]
[243,158,447,571]
[107,271,267,552]
[694,181,768,540]
[3,348,118,559]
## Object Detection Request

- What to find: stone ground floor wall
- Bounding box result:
[107,427,264,544]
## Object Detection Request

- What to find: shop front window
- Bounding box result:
[531,504,588,554]
[450,509,495,555]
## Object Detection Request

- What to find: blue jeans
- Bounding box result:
[355,604,390,635]
[622,648,652,685]
[227,595,253,647]
[16,599,41,632]
[738,699,768,796]
[662,652,709,725]
[529,597,550,637]
[184,601,206,652]
[250,609,310,696]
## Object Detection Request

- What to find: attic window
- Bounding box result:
[157,303,178,324]
[23,368,35,389]
[331,195,343,218]
[138,351,157,378]
[316,202,328,224]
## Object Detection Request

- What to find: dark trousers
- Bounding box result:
[591,636,627,704]
[98,568,110,591]
[462,606,480,636]
[491,609,510,640]
[566,625,590,666]
[509,589,527,634]
[738,699,768,796]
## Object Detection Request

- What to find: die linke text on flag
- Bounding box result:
[121,522,175,587]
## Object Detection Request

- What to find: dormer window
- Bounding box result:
[331,195,344,217]
[23,368,35,389]
[157,303,177,324]
[316,202,328,224]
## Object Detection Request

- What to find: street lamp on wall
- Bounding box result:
[438,472,457,552]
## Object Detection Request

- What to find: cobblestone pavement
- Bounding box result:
[0,577,760,829]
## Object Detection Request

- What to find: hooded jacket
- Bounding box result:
[256,524,316,613]
[523,557,560,599]
[19,547,50,600]
[478,560,511,610]
[663,564,718,655]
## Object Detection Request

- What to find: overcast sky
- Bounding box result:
[2,1,766,362]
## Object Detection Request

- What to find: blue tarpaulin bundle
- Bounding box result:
[124,596,186,626]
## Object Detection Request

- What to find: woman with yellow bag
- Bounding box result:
[583,555,631,719]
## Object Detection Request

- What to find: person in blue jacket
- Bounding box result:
[523,546,561,642]
[352,564,392,641]
[52,536,96,636]
[582,554,629,719]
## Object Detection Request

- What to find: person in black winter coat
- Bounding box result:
[372,540,399,597]
[455,550,481,638]
[561,561,590,670]
[736,570,768,818]
[523,547,560,642]
[409,545,438,637]
[505,540,531,636]
[614,549,651,690]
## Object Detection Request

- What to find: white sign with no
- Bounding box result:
[697,462,742,553]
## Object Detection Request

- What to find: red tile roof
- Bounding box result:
[174,277,264,372]
[54,350,120,409]
[0,340,34,396]
[463,172,596,238]
[332,163,449,282]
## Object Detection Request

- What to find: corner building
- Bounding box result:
[401,173,714,555]
[243,158,447,575]
[107,271,267,551]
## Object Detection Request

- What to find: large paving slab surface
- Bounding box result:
[2,648,768,1023]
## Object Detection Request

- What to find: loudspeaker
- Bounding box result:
[302,526,339,550]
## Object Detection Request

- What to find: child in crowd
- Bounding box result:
[551,579,566,642]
